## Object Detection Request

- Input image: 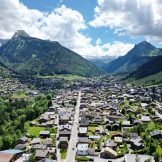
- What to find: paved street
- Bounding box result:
[66,91,81,162]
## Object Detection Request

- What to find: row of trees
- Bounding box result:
[0,94,51,150]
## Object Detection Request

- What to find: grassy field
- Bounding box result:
[28,126,45,137]
[60,149,67,159]
[12,92,27,99]
[35,74,86,80]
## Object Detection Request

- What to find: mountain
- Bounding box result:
[104,41,162,74]
[0,30,106,77]
[0,39,8,47]
[130,54,162,79]
[87,56,116,69]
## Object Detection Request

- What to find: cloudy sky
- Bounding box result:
[0,0,162,58]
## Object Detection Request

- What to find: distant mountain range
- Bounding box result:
[104,41,162,75]
[87,56,116,69]
[0,30,105,77]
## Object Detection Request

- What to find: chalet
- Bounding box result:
[77,144,88,156]
[0,152,15,162]
[89,135,101,141]
[104,140,117,149]
[124,154,155,162]
[131,141,144,150]
[122,121,131,127]
[140,115,151,122]
[93,116,102,124]
[78,127,88,137]
[35,150,49,160]
[111,133,122,139]
[39,115,49,124]
[100,147,117,159]
[59,137,68,149]
[14,144,26,150]
[79,117,89,127]
[18,136,28,144]
[39,131,50,138]
[0,149,23,162]
[59,127,71,140]
[150,130,162,139]
[43,138,53,146]
[31,138,41,145]
[78,137,91,144]
[59,115,70,125]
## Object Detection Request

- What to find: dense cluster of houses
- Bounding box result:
[74,83,162,161]
[0,76,162,162]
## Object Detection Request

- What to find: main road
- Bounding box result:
[66,91,81,162]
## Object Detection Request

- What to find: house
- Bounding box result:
[0,149,23,162]
[131,141,144,150]
[31,138,41,145]
[14,144,26,150]
[93,116,102,124]
[140,116,151,122]
[59,124,72,139]
[77,144,88,156]
[89,135,101,141]
[78,137,91,144]
[122,121,131,127]
[59,137,68,149]
[0,152,15,162]
[104,140,117,149]
[111,133,122,139]
[100,147,117,159]
[18,136,28,144]
[59,130,71,139]
[124,154,155,162]
[43,138,53,146]
[78,127,88,137]
[59,115,70,124]
[79,117,89,127]
[114,136,123,143]
[35,150,49,160]
[32,144,47,150]
[39,115,49,124]
[141,103,148,109]
[150,130,162,139]
[39,131,50,138]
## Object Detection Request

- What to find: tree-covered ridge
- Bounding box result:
[0,94,50,150]
[0,32,106,77]
[130,55,162,79]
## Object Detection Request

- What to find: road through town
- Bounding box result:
[66,91,81,162]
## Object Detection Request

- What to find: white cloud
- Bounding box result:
[0,0,133,57]
[90,0,162,43]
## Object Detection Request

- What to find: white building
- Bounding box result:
[77,144,88,156]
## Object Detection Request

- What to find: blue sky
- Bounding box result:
[1,0,162,57]
[21,0,143,45]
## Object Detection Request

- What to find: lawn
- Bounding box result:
[12,92,27,99]
[60,149,67,159]
[35,74,86,80]
[75,156,89,161]
[87,126,97,136]
[28,126,45,137]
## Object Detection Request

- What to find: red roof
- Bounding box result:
[0,152,14,162]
